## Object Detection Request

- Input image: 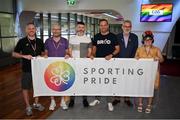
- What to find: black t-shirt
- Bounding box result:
[14,37,44,72]
[92,32,119,57]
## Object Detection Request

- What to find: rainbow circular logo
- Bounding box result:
[44,61,75,92]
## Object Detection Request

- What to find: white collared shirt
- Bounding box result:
[123,33,130,48]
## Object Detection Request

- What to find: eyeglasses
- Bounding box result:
[52,29,61,31]
[123,25,131,28]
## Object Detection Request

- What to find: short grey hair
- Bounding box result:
[122,20,132,26]
[52,23,61,29]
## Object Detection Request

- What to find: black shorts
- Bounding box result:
[21,72,32,90]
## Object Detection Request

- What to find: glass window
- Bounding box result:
[61,13,68,39]
[0,0,13,13]
[0,13,16,53]
[95,19,99,34]
[86,17,91,37]
[43,35,49,41]
[1,38,17,53]
[77,15,81,22]
[51,13,59,27]
[83,16,86,23]
[43,13,48,40]
[51,13,59,36]
[109,24,122,34]
[34,13,41,36]
[90,18,95,37]
[61,34,68,40]
[33,12,100,41]
[0,13,16,37]
[0,0,20,67]
[70,13,75,37]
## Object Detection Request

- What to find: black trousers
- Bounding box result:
[70,96,87,101]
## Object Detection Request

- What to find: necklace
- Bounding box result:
[144,45,152,57]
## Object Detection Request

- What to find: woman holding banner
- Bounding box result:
[135,30,164,113]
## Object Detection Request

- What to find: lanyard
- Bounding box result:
[53,39,62,49]
[28,38,36,51]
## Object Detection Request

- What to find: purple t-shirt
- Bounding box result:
[45,37,69,57]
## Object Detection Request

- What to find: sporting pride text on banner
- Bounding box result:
[31,57,158,97]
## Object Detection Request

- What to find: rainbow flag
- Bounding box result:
[140,4,173,22]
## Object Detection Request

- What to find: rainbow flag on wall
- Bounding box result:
[140,4,173,22]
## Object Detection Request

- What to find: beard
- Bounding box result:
[28,32,35,37]
[101,29,108,33]
[53,33,60,37]
[124,30,130,34]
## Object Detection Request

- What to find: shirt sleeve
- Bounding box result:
[92,36,97,46]
[131,35,138,57]
[87,37,92,48]
[14,39,22,53]
[44,39,49,51]
[69,37,73,49]
[65,39,69,50]
[135,47,140,58]
[114,35,119,46]
[40,39,45,52]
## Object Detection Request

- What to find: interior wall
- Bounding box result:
[17,0,180,53]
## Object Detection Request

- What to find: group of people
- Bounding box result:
[12,19,164,116]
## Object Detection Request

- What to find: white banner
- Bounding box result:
[31,57,158,97]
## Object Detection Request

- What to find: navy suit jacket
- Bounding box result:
[117,32,138,58]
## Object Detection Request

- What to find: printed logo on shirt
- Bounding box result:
[97,39,111,45]
[44,61,75,92]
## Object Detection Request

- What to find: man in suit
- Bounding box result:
[112,20,138,107]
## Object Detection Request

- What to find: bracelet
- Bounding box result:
[112,53,115,57]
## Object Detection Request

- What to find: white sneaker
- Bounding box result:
[26,106,32,116]
[49,100,56,110]
[108,102,114,111]
[33,103,45,111]
[60,99,68,110]
[89,99,100,106]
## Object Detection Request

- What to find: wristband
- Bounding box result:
[112,53,115,57]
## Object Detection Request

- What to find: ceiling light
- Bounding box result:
[103,13,118,19]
